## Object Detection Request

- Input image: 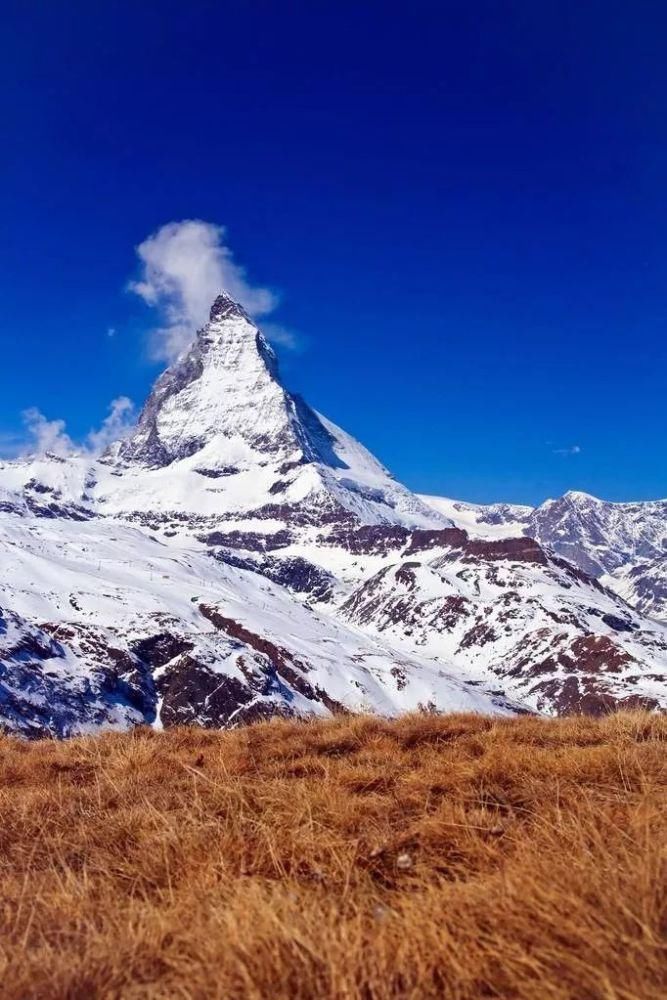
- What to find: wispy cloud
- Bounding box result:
[86,397,135,454]
[0,397,136,461]
[260,322,303,352]
[21,409,75,458]
[128,219,298,362]
[553,444,582,457]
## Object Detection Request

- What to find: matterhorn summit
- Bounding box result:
[118,293,299,467]
[0,292,665,737]
[103,290,443,531]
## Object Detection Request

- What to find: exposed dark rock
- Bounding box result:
[405,528,467,555]
[395,562,420,589]
[195,466,240,478]
[268,479,292,495]
[432,596,472,630]
[599,613,636,633]
[569,635,634,674]
[24,496,92,521]
[212,550,335,602]
[322,524,410,555]
[201,529,293,551]
[463,536,548,566]
[405,528,548,566]
[253,498,354,528]
[131,632,195,669]
[157,655,255,728]
[458,622,497,650]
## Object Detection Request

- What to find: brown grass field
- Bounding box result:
[0,712,665,999]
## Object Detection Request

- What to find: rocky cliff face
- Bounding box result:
[0,292,665,736]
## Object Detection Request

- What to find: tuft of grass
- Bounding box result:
[0,711,665,998]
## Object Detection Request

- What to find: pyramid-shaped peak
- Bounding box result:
[209,291,251,324]
[116,292,295,468]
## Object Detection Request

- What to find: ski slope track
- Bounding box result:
[1,293,665,735]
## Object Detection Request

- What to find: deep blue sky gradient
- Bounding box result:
[1,1,665,503]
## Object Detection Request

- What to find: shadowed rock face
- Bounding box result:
[157,656,256,728]
[0,611,155,738]
[406,529,548,565]
[210,550,336,603]
[616,557,667,622]
[322,524,411,555]
[201,529,294,551]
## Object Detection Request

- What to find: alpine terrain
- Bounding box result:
[419,493,667,621]
[1,293,665,736]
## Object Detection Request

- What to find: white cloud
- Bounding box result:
[11,397,136,460]
[128,219,290,363]
[553,444,582,456]
[21,408,75,458]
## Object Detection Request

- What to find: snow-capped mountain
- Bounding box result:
[528,492,667,577]
[0,293,665,735]
[421,490,667,621]
[108,293,441,530]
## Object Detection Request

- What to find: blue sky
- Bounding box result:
[1,1,665,504]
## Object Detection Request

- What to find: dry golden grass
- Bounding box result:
[0,712,665,999]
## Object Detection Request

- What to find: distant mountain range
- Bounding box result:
[1,292,665,736]
[420,492,667,621]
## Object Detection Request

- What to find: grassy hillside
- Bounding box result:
[0,712,665,998]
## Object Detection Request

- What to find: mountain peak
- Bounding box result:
[106,293,444,530]
[116,294,292,468]
[563,490,597,503]
[209,291,251,324]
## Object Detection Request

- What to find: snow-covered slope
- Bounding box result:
[0,291,665,735]
[418,495,532,538]
[0,514,512,736]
